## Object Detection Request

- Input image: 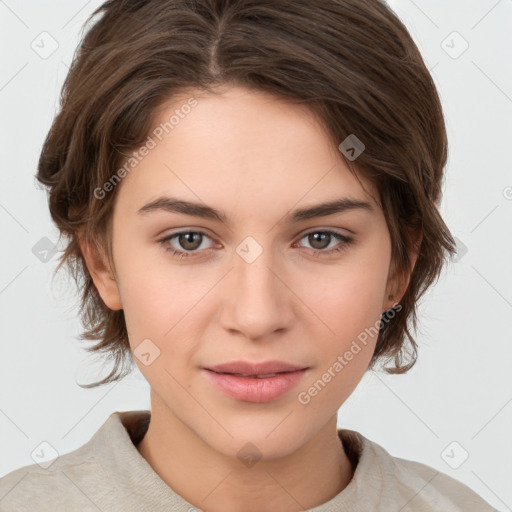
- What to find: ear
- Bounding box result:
[79,235,123,311]
[383,226,422,311]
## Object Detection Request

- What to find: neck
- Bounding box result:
[136,393,355,512]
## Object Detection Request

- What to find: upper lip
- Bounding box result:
[204,360,309,375]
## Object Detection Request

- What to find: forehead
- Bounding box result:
[113,86,379,220]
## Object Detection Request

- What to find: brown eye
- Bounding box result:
[160,230,215,258]
[296,230,354,256]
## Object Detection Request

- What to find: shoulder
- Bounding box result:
[0,410,142,512]
[340,429,498,511]
[384,454,496,511]
[0,447,103,511]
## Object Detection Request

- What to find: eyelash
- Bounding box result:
[159,229,354,259]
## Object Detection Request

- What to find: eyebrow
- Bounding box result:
[137,195,374,224]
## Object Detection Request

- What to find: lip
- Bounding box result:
[202,360,310,403]
[205,360,309,375]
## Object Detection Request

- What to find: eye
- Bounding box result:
[294,230,354,257]
[160,230,215,259]
[159,229,354,259]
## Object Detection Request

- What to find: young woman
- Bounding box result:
[0,0,497,510]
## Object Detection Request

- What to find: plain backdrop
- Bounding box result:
[1,1,511,510]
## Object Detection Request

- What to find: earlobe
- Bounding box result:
[79,236,123,311]
[383,227,422,311]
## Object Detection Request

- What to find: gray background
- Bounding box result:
[0,0,511,510]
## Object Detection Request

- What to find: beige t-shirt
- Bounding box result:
[0,410,497,511]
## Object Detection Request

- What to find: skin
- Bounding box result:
[81,85,420,512]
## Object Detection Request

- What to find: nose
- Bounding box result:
[219,243,295,341]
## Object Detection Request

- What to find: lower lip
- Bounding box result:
[203,369,308,403]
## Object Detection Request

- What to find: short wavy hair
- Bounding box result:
[36,0,457,387]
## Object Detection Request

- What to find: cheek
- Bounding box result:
[114,247,212,368]
[303,254,390,340]
[298,276,385,415]
[120,273,201,338]
[118,272,199,387]
[298,251,390,401]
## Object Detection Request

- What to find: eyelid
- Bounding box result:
[298,226,352,238]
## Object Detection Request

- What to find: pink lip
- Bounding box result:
[203,367,309,403]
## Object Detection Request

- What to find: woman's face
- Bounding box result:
[91,85,403,459]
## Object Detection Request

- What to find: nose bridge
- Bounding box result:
[222,235,293,339]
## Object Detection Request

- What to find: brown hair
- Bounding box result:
[36,0,457,388]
